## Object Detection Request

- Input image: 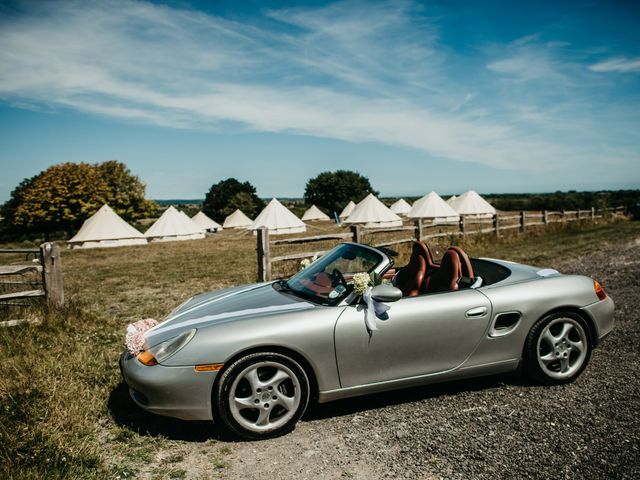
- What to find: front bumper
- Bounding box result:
[581,295,615,346]
[119,352,217,421]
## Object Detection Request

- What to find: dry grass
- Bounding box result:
[0,219,638,478]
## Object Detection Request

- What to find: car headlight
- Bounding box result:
[137,329,196,366]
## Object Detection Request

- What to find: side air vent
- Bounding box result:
[490,312,521,337]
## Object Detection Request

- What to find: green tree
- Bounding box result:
[202,178,264,222]
[1,161,157,239]
[0,174,38,232]
[13,162,109,237]
[304,170,377,215]
[96,160,157,220]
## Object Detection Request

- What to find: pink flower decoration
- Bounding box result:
[125,318,159,355]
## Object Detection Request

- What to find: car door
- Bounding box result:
[334,289,492,388]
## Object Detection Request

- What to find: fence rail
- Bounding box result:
[0,242,64,308]
[269,233,353,245]
[256,206,625,281]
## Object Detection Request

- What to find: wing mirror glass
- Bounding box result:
[370,284,402,303]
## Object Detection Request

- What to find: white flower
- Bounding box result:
[125,318,158,355]
[300,258,311,270]
[352,272,372,296]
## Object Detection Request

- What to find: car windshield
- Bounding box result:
[281,243,385,305]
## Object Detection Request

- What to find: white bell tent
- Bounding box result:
[251,198,306,235]
[68,204,147,249]
[222,209,253,229]
[192,211,222,232]
[390,198,412,216]
[450,190,496,218]
[301,205,331,222]
[344,194,403,228]
[179,210,196,224]
[339,201,356,220]
[408,191,460,223]
[144,206,205,242]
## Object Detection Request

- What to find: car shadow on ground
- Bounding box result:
[110,373,532,442]
[303,372,528,422]
[107,382,233,442]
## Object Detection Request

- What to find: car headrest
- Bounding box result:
[418,241,439,270]
[425,249,462,294]
[395,242,428,297]
[447,246,473,278]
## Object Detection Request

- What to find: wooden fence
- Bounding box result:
[256,206,625,281]
[0,242,64,308]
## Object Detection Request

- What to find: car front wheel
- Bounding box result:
[524,312,592,385]
[215,352,310,440]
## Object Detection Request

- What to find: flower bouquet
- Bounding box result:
[351,272,390,332]
[125,318,158,355]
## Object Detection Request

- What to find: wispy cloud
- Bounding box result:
[487,52,556,81]
[0,0,637,180]
[485,34,567,83]
[589,57,640,73]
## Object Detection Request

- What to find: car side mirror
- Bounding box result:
[370,284,402,303]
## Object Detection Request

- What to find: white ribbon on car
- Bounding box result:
[362,286,391,332]
[145,302,313,343]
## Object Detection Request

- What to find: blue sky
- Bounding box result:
[0,0,638,202]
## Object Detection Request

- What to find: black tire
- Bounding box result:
[524,311,592,385]
[214,352,310,440]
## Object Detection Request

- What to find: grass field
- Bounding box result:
[0,219,638,479]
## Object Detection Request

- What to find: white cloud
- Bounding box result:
[589,57,640,73]
[0,0,637,179]
[485,34,566,83]
[487,53,556,81]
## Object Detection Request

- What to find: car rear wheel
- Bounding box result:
[215,352,310,440]
[524,312,592,385]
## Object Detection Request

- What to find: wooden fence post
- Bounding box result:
[493,214,500,238]
[414,219,423,242]
[350,225,362,244]
[459,216,466,236]
[520,211,526,232]
[561,210,566,223]
[40,242,63,308]
[577,209,581,221]
[591,207,595,221]
[543,210,548,225]
[256,228,271,282]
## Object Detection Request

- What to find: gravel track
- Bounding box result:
[219,239,640,479]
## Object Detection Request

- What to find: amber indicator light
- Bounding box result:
[594,280,606,301]
[137,351,158,366]
[194,364,223,372]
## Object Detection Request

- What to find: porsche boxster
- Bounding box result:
[120,241,614,439]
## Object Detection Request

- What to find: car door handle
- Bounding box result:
[466,306,488,318]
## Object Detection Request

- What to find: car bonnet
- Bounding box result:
[144,282,314,347]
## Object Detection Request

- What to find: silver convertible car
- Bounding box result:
[120,241,614,440]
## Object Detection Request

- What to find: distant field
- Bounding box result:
[0,219,638,478]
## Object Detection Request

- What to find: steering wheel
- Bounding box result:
[329,269,347,289]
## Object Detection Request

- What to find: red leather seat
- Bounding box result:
[425,249,462,293]
[300,272,333,295]
[395,242,428,297]
[448,246,473,278]
[421,240,439,271]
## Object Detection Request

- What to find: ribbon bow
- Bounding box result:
[362,286,391,332]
